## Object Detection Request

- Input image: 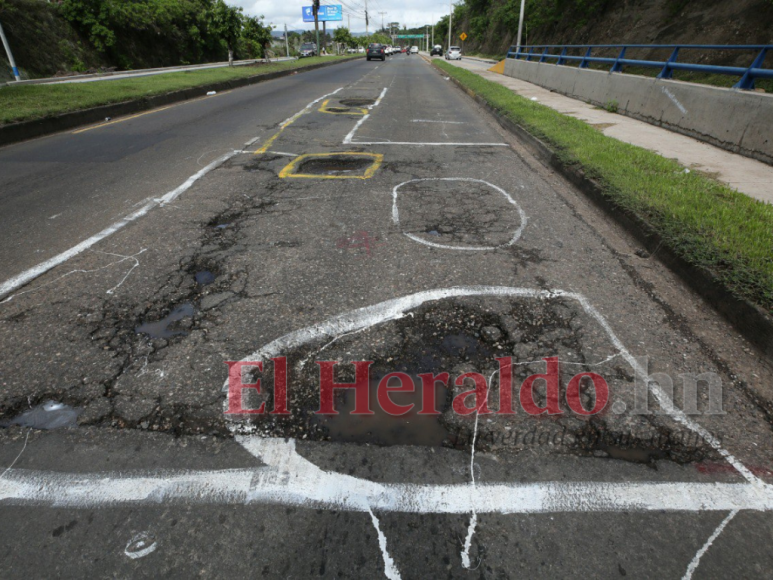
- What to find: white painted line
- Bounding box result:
[393,178,527,251]
[410,119,467,124]
[224,285,759,485]
[368,507,402,579]
[348,141,509,146]
[124,532,158,560]
[682,510,738,579]
[3,463,773,513]
[0,150,238,300]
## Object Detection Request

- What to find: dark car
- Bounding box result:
[367,43,386,61]
[299,42,317,58]
[430,45,443,56]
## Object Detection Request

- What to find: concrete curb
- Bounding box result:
[434,62,773,364]
[0,57,363,148]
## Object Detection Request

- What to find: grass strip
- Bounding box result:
[0,56,360,125]
[433,59,773,313]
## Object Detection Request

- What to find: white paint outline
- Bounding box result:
[343,87,508,147]
[392,178,528,251]
[222,285,760,484]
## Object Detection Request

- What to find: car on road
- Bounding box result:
[367,43,386,61]
[410,46,419,55]
[299,42,317,58]
[445,46,462,60]
[430,45,443,57]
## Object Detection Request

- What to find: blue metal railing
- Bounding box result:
[505,44,772,90]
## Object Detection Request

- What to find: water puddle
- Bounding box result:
[135,303,194,339]
[1,401,81,430]
[318,377,449,446]
[596,443,668,465]
[194,271,216,285]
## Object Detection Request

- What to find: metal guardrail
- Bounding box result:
[505,44,772,90]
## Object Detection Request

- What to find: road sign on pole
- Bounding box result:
[459,32,467,41]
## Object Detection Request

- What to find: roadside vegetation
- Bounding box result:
[0,56,359,125]
[434,59,773,312]
[0,0,272,79]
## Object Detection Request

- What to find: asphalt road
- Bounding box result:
[1,53,773,579]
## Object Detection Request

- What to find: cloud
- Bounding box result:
[227,0,451,32]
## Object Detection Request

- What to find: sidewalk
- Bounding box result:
[436,56,773,205]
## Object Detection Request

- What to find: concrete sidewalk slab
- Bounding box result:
[437,57,773,205]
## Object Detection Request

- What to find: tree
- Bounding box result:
[208,0,242,65]
[241,15,272,59]
[333,26,352,53]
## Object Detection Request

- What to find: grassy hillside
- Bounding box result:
[437,0,773,64]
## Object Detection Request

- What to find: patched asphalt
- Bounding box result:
[2,54,773,578]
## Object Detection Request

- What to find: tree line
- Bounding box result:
[0,0,273,71]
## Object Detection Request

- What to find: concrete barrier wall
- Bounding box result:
[503,59,773,165]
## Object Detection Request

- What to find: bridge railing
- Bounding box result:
[505,44,772,90]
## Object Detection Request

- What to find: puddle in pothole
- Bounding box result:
[317,377,449,446]
[135,303,194,339]
[296,157,374,176]
[339,98,375,107]
[231,297,712,462]
[195,271,216,285]
[1,401,81,430]
[596,443,669,465]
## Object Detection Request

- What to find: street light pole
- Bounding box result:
[516,0,526,51]
[0,19,20,81]
[447,1,452,50]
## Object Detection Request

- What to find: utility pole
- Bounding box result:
[348,14,350,31]
[284,23,290,57]
[516,0,526,51]
[447,0,452,51]
[0,19,20,81]
[378,12,386,34]
[431,25,434,48]
[313,0,320,54]
[365,0,368,34]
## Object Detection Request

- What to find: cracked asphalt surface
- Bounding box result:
[2,54,773,578]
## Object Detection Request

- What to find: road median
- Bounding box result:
[432,59,773,360]
[0,56,362,147]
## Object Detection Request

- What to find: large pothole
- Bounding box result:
[228,295,719,465]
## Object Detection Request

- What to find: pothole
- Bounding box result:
[300,158,372,175]
[229,295,719,464]
[339,98,375,107]
[279,153,383,179]
[135,303,195,339]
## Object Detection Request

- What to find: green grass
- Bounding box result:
[0,56,360,125]
[434,59,773,313]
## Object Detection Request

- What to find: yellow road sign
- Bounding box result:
[459,32,467,41]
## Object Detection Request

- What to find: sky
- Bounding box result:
[227,0,453,33]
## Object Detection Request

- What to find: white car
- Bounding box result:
[410,46,419,54]
[445,46,462,60]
